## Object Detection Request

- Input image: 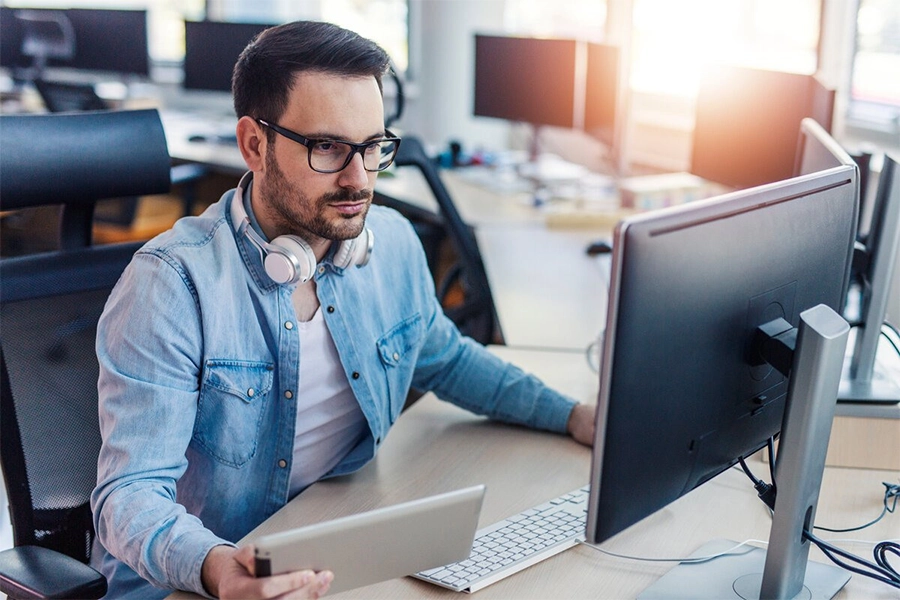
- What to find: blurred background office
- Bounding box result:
[1,0,899,553]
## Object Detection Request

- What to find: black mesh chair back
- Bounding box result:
[1,244,142,562]
[375,136,498,344]
[0,108,171,599]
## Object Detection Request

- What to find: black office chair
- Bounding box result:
[33,79,109,113]
[375,136,499,345]
[0,109,172,599]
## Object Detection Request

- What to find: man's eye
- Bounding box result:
[314,142,341,153]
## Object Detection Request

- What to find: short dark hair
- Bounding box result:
[232,21,391,124]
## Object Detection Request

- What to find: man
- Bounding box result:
[91,20,595,599]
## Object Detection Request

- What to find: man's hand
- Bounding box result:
[566,403,596,446]
[202,544,333,599]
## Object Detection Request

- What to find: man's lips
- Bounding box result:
[329,201,367,215]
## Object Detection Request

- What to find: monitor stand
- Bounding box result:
[638,305,851,600]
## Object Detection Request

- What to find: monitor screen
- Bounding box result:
[691,65,835,190]
[184,20,276,92]
[59,9,148,76]
[583,42,620,148]
[585,158,857,594]
[0,7,27,69]
[798,118,900,404]
[0,8,148,76]
[473,34,580,129]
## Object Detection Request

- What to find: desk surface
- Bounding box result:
[170,346,898,600]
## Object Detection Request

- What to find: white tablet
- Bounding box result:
[253,484,486,595]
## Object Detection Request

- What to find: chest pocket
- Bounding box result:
[376,313,424,420]
[194,360,274,467]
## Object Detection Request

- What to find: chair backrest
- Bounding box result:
[0,108,171,249]
[0,109,171,565]
[34,79,109,113]
[0,243,143,562]
[375,136,498,344]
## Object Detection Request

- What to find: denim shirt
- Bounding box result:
[90,180,577,598]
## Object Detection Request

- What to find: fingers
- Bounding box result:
[259,569,333,600]
[276,571,334,600]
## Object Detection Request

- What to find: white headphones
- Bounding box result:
[230,173,374,285]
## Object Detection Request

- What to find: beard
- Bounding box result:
[260,148,372,242]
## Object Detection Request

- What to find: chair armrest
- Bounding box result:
[0,546,107,599]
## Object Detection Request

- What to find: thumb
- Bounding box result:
[233,544,257,577]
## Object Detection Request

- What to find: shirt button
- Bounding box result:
[327,306,335,313]
[352,372,360,379]
[247,388,255,397]
[317,265,325,275]
[392,352,400,361]
[278,459,287,468]
[285,321,294,330]
[284,390,293,399]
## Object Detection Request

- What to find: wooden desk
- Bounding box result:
[169,346,898,600]
[475,224,610,350]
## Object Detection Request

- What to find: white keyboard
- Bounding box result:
[413,486,589,593]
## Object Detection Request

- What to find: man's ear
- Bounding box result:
[236,116,266,171]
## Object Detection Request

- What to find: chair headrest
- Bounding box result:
[0,108,172,211]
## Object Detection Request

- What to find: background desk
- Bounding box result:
[170,346,898,600]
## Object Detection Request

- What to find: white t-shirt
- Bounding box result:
[288,305,367,497]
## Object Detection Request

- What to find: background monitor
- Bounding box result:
[586,159,858,597]
[0,7,29,70]
[583,42,620,150]
[473,34,581,130]
[795,118,900,403]
[0,8,148,77]
[691,64,835,190]
[183,20,275,92]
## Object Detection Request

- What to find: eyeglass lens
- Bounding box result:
[309,140,398,172]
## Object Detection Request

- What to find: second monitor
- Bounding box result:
[183,20,277,92]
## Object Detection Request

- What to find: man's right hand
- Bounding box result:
[202,544,334,599]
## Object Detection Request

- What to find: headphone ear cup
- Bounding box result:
[264,235,317,284]
[334,228,374,270]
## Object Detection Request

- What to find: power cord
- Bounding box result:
[815,481,899,533]
[803,529,900,589]
[738,446,900,590]
[579,538,765,564]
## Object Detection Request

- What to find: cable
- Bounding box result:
[816,481,900,533]
[579,538,766,564]
[766,437,776,483]
[804,529,900,589]
[736,452,900,590]
[880,322,900,358]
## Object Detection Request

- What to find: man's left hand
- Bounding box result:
[566,403,596,446]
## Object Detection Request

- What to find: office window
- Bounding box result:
[208,0,409,73]
[502,0,608,41]
[846,0,900,144]
[630,0,820,97]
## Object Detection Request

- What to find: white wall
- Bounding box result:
[403,0,510,153]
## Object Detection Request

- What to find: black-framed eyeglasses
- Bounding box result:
[257,119,401,173]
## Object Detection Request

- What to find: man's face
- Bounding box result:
[255,71,385,243]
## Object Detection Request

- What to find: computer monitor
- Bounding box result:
[57,9,148,76]
[691,65,835,190]
[583,42,620,152]
[183,20,276,92]
[585,161,859,597]
[473,34,584,160]
[795,118,900,404]
[0,8,148,77]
